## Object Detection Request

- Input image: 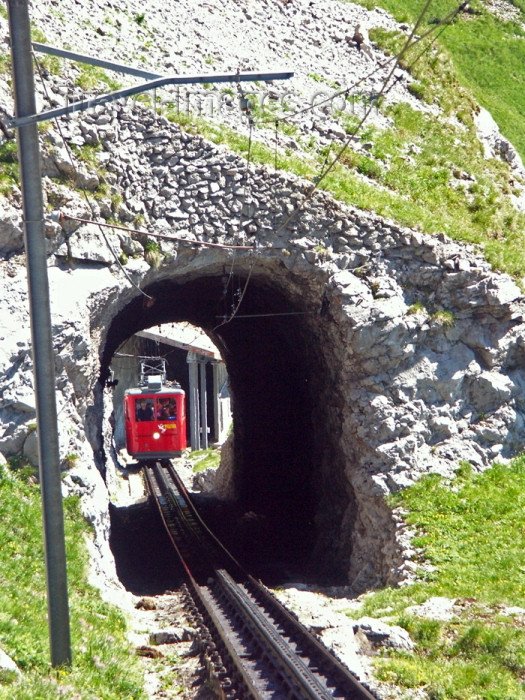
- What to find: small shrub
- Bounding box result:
[0,669,18,684]
[356,156,383,180]
[0,140,18,164]
[431,310,455,328]
[315,245,330,261]
[6,455,37,483]
[407,301,426,315]
[63,453,78,468]
[144,241,162,269]
[408,81,427,101]
[76,64,121,91]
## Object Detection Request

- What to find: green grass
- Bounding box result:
[189,448,221,472]
[143,240,162,268]
[0,462,145,698]
[430,309,455,328]
[75,64,121,92]
[0,140,19,195]
[351,0,525,162]
[30,27,62,76]
[346,458,525,699]
[165,108,317,180]
[70,142,102,169]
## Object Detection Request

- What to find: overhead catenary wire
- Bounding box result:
[34,50,262,339]
[32,60,261,295]
[212,84,258,332]
[268,0,468,238]
[54,214,256,250]
[223,0,466,277]
[211,3,458,323]
[251,1,469,130]
[402,16,457,74]
[33,0,467,321]
[114,319,219,362]
[216,311,313,320]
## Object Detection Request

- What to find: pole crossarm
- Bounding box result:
[8,43,294,128]
[32,42,165,80]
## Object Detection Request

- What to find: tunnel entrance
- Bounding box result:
[102,267,351,586]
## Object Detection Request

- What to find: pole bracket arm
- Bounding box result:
[7,43,294,128]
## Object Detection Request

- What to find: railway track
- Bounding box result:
[144,460,381,699]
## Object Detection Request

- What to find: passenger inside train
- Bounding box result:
[136,399,154,421]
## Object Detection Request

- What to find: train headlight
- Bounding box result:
[153,432,160,440]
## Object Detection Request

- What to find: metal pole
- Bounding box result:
[199,360,208,450]
[187,352,200,450]
[212,361,220,444]
[7,0,71,667]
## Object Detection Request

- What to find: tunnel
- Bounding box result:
[101,263,355,586]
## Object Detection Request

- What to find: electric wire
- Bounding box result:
[212,1,451,321]
[33,1,466,327]
[403,15,457,74]
[251,1,469,130]
[233,0,466,274]
[215,311,313,320]
[114,320,220,362]
[250,3,437,270]
[212,79,258,332]
[268,0,468,238]
[56,214,255,250]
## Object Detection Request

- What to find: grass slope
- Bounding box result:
[0,462,145,699]
[352,0,525,162]
[347,459,525,699]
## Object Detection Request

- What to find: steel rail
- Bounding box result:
[144,461,259,697]
[162,463,378,697]
[215,569,335,699]
[243,577,380,700]
[144,461,381,699]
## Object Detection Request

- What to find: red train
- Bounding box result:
[124,359,187,461]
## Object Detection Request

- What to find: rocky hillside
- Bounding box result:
[2,0,525,265]
[1,2,525,697]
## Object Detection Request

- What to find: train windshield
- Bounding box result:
[134,397,177,421]
[156,398,177,420]
[135,399,154,421]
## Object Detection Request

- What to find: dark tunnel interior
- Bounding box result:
[103,270,341,585]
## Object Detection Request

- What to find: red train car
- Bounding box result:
[124,386,187,460]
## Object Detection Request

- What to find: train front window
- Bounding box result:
[135,399,154,421]
[157,398,177,420]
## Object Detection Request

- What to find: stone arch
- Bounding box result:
[97,256,369,583]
